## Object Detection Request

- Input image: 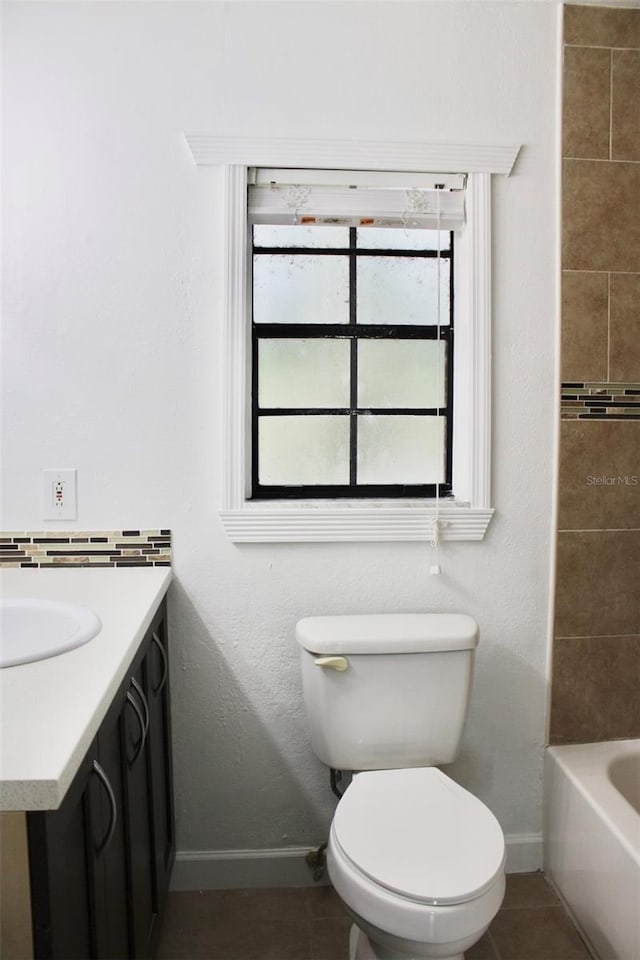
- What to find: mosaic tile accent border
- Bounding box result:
[561,382,640,420]
[0,529,171,568]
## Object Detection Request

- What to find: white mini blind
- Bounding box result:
[248,168,466,230]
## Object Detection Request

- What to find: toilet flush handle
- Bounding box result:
[314,656,349,672]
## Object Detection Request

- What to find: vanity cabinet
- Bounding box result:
[26,599,175,960]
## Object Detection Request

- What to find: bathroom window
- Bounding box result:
[186,134,520,540]
[251,217,454,499]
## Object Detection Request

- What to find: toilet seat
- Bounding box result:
[332,767,505,906]
[328,820,506,948]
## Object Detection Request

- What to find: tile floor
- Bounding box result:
[155,872,593,960]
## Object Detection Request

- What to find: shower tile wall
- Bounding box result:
[550,4,640,745]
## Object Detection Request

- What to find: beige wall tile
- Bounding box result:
[563,160,640,272]
[550,635,640,743]
[550,638,600,743]
[561,271,608,380]
[554,530,640,637]
[564,5,640,49]
[607,636,640,738]
[555,4,640,747]
[610,273,640,381]
[612,51,640,161]
[558,420,640,530]
[563,47,611,160]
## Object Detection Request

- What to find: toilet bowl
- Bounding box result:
[327,767,506,960]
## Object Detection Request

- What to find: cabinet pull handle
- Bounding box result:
[130,677,150,737]
[126,690,147,765]
[92,760,117,854]
[152,632,168,694]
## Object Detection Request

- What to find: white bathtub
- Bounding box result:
[545,739,640,960]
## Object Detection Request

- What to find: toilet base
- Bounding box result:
[349,924,464,960]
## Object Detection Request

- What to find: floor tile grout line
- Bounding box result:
[305,914,313,960]
[499,903,565,911]
[488,925,502,960]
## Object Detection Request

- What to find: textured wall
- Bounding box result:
[550,4,640,745]
[2,2,557,864]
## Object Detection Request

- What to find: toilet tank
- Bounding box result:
[296,614,479,771]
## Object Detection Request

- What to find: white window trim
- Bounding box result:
[184,135,520,543]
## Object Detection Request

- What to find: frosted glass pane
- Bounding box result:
[259,339,350,408]
[356,228,450,252]
[259,416,350,486]
[357,257,450,326]
[357,416,445,484]
[254,225,350,248]
[253,254,349,324]
[358,340,446,409]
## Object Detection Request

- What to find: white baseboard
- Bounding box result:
[170,833,543,891]
[504,833,544,873]
[170,845,327,890]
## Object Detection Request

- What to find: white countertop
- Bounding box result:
[0,567,172,811]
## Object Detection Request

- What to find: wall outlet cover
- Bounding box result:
[43,469,77,520]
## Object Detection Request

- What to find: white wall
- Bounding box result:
[2,1,559,875]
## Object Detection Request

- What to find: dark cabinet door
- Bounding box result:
[28,750,98,960]
[122,657,157,959]
[28,691,133,960]
[94,687,132,960]
[145,604,175,909]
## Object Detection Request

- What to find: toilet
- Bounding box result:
[296,613,506,960]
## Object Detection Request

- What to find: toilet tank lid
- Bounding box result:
[295,613,478,655]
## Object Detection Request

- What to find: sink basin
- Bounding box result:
[0,598,102,668]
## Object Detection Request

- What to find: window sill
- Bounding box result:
[219,501,494,543]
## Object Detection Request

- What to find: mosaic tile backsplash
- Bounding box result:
[561,382,640,419]
[0,530,171,568]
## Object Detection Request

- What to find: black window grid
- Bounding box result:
[251,228,454,500]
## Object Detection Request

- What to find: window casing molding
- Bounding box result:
[190,136,521,542]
